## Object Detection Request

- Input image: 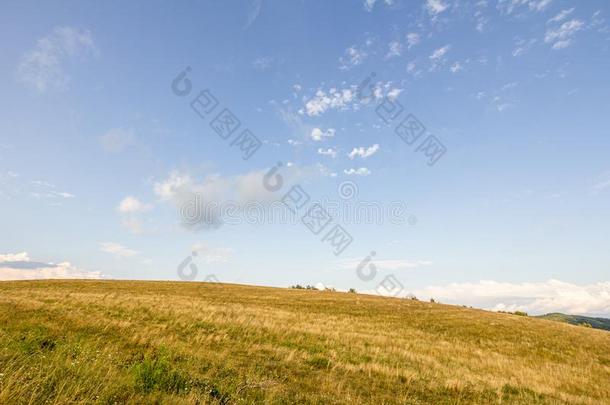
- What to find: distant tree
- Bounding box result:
[290,284,305,289]
[514,311,528,317]
[305,285,318,290]
[430,298,436,303]
[348,288,357,294]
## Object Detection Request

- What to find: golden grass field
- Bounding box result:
[0,280,609,404]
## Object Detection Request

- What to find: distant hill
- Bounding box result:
[536,312,610,331]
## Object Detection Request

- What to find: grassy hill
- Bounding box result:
[0,280,609,404]
[536,313,610,331]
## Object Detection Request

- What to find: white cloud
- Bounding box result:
[117,196,152,234]
[17,26,98,93]
[415,279,610,316]
[385,41,402,58]
[192,242,233,264]
[344,167,371,176]
[99,128,135,153]
[0,252,101,280]
[303,81,401,116]
[426,0,448,15]
[304,87,356,116]
[545,19,584,50]
[117,196,152,214]
[99,242,139,259]
[386,87,403,100]
[348,144,379,159]
[310,127,336,141]
[317,148,337,158]
[0,252,29,262]
[406,33,421,49]
[153,167,304,230]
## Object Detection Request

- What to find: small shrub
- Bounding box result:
[132,354,189,394]
[579,322,592,328]
[514,311,528,317]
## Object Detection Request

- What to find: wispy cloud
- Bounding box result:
[499,0,553,15]
[99,242,139,259]
[512,38,537,57]
[364,0,377,12]
[117,196,153,214]
[545,19,584,50]
[385,41,402,58]
[252,56,274,71]
[339,45,368,69]
[17,26,98,93]
[429,44,451,70]
[548,8,575,24]
[338,257,432,271]
[192,242,233,264]
[99,128,136,153]
[116,196,153,234]
[430,45,451,60]
[406,33,420,49]
[591,173,610,194]
[450,61,463,73]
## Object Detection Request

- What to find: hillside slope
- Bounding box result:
[536,312,610,331]
[0,280,609,404]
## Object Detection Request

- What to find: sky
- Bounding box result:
[1,0,609,316]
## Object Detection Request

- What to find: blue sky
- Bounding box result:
[1,0,609,316]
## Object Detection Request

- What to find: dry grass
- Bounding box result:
[0,280,609,404]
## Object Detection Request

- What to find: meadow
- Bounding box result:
[0,280,608,404]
